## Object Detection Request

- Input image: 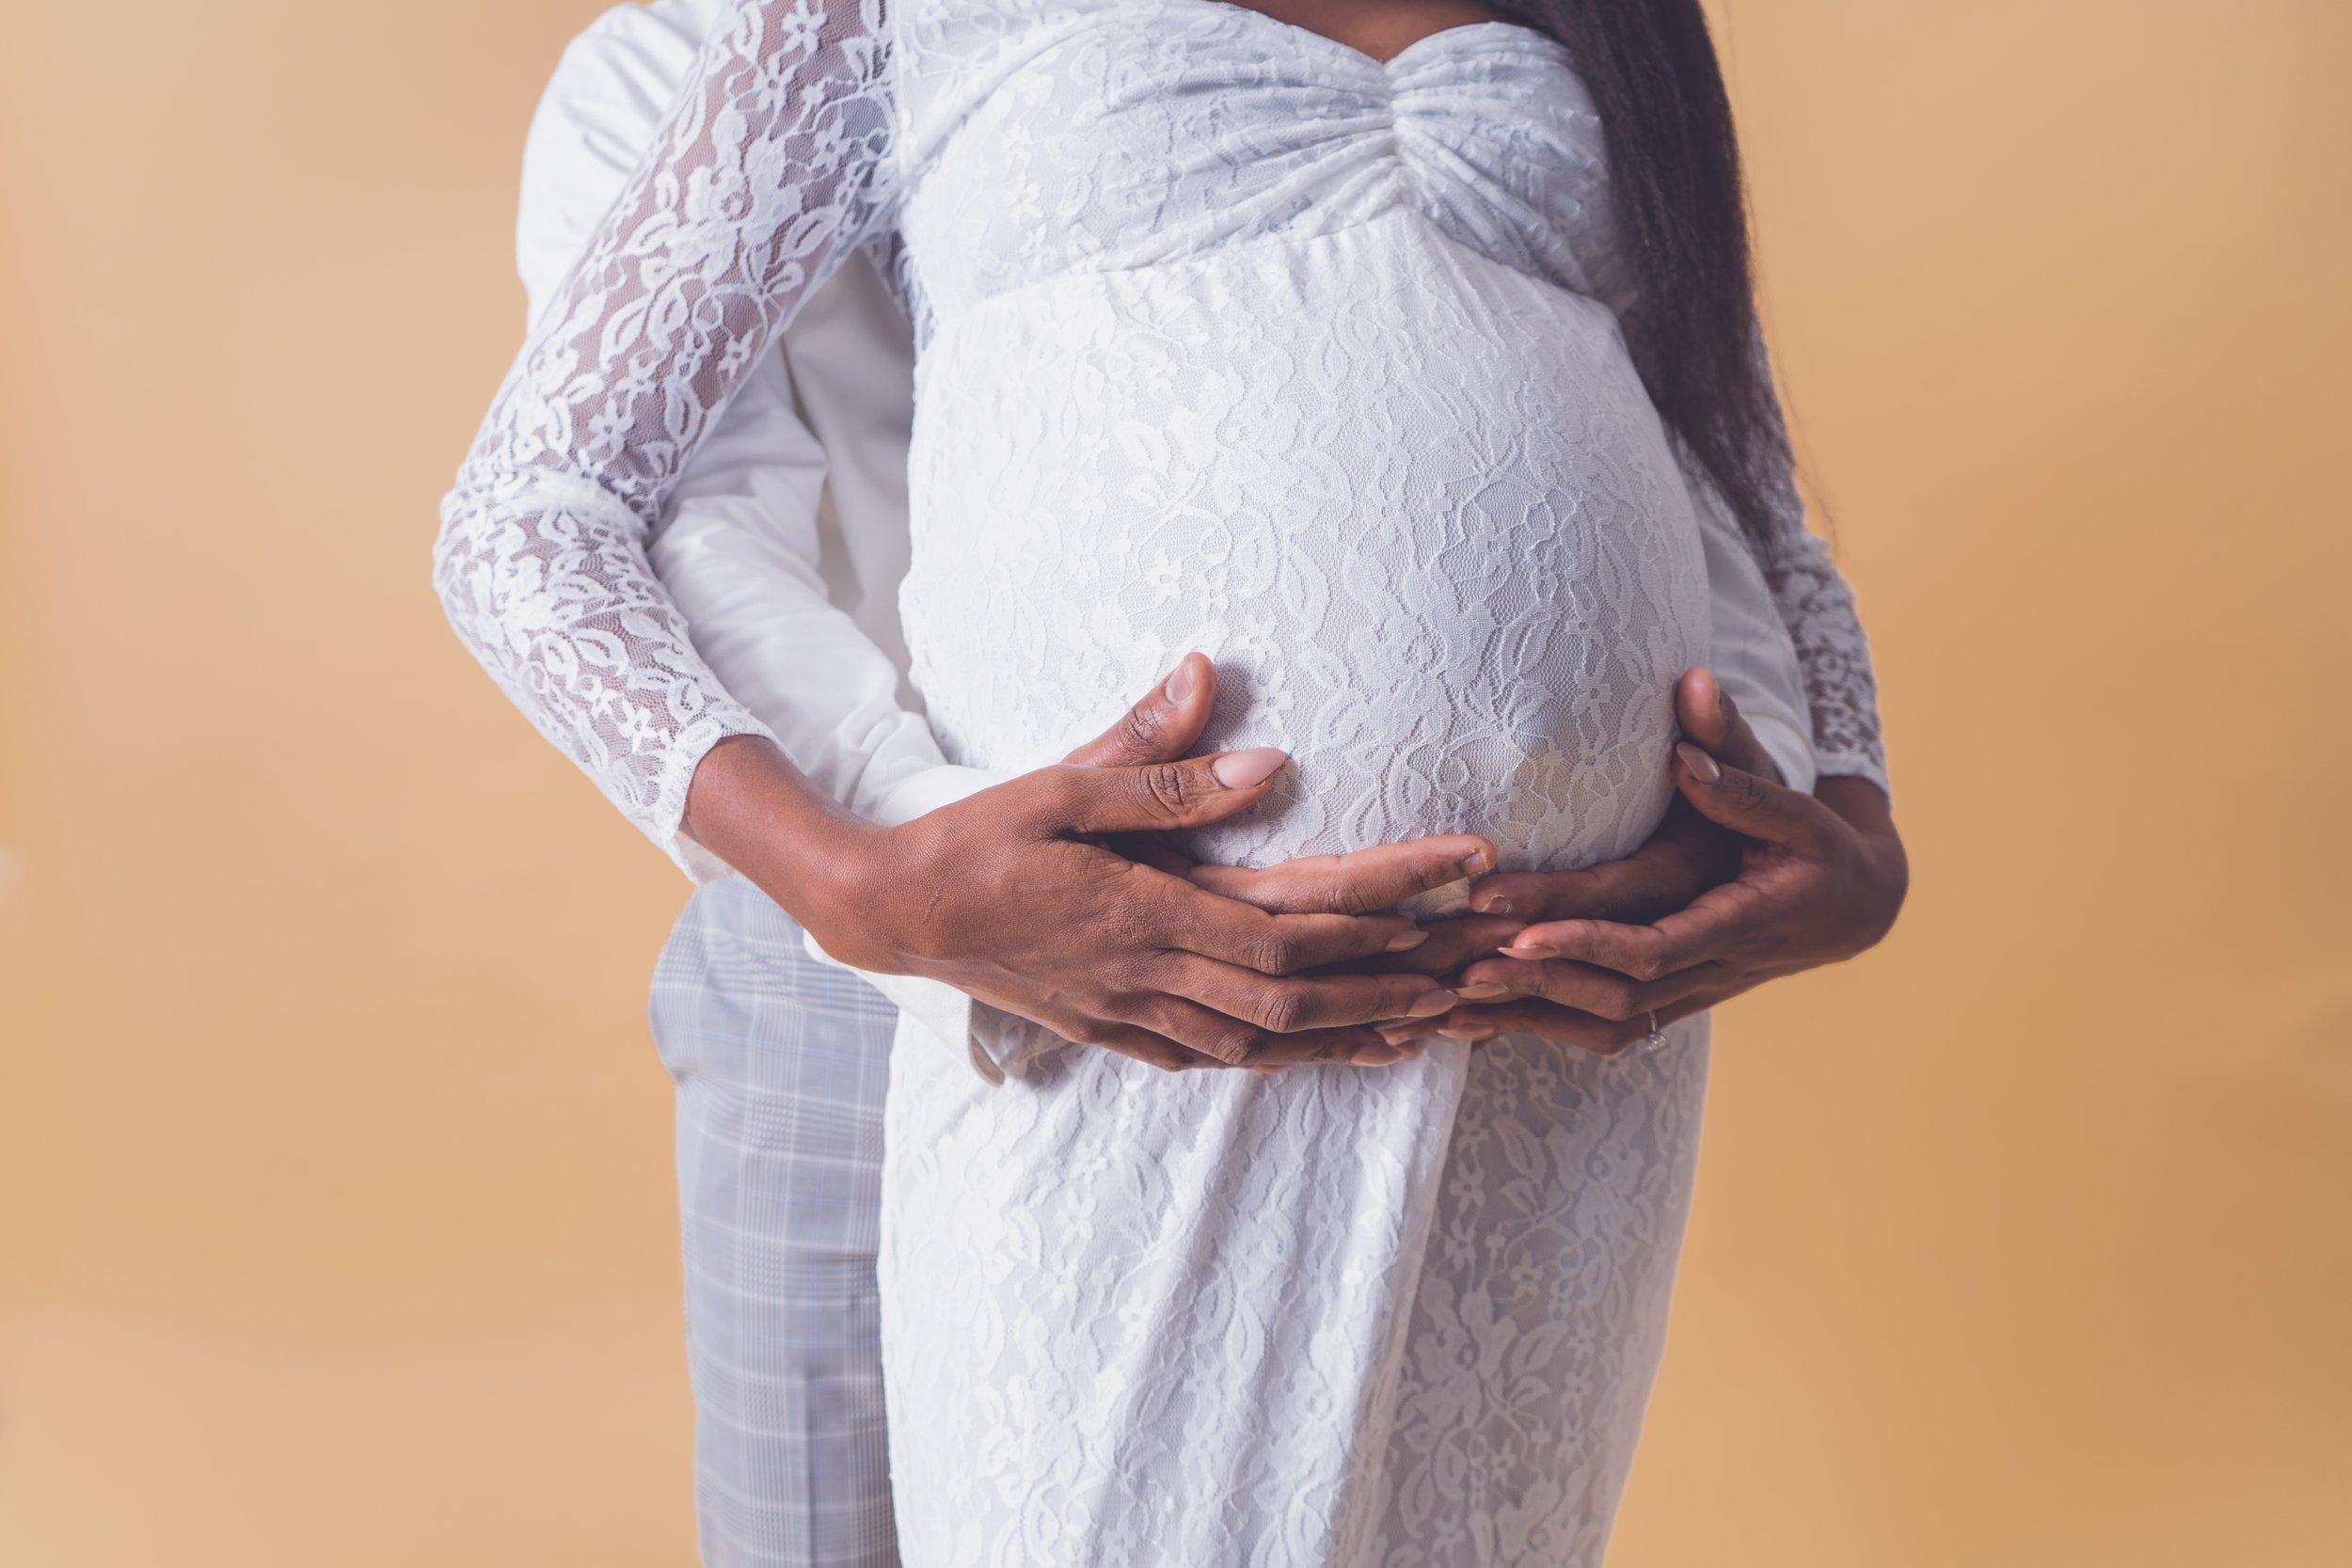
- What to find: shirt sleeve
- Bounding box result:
[435,0,897,879]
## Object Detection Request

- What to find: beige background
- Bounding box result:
[3,1,2347,1563]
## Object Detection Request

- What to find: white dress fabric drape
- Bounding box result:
[438,4,1889,1563]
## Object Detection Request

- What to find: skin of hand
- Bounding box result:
[1375,667,1910,1053]
[684,653,1495,1073]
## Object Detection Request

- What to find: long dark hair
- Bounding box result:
[1493,0,1785,542]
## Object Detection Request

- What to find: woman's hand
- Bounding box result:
[687,656,1491,1072]
[1381,668,1908,1052]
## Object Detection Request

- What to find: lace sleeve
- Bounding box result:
[434,0,896,878]
[1749,356,1890,794]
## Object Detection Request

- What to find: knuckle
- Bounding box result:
[1247,930,1303,976]
[1253,987,1309,1035]
[1590,980,1637,1021]
[1120,705,1167,755]
[1142,762,1193,816]
[1129,998,1183,1037]
[1211,1028,1262,1065]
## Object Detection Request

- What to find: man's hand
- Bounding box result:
[1378,668,1908,1053]
[687,655,1492,1072]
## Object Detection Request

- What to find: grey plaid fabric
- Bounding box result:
[648,877,901,1568]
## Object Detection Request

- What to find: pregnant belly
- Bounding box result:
[903,211,1710,896]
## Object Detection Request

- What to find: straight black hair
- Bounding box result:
[1492,0,1784,542]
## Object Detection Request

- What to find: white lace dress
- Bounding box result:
[436,4,1888,1564]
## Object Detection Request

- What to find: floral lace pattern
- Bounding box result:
[1752,413,1887,787]
[435,0,897,875]
[434,4,1887,1562]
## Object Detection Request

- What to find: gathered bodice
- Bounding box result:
[894,7,1629,330]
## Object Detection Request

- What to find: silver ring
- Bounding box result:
[1640,1011,1667,1053]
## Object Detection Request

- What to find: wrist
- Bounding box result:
[1815,774,1894,840]
[1814,774,1909,938]
[684,735,892,935]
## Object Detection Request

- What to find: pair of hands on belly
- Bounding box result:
[1143,662,1909,1060]
[687,652,1496,1072]
[686,657,1905,1072]
[1368,668,1910,1054]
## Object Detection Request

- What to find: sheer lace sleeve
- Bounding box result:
[1748,355,1890,793]
[434,0,896,878]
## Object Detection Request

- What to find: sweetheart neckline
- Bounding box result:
[1176,2,1558,72]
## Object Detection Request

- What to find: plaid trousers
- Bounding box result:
[648,877,902,1568]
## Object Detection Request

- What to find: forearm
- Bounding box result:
[516,3,939,829]
[681,734,883,935]
[439,0,899,875]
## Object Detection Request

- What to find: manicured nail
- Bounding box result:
[1455,982,1510,1002]
[1375,1022,1428,1047]
[1459,848,1494,878]
[1676,742,1722,784]
[1406,990,1457,1018]
[1212,748,1287,789]
[1355,1044,1406,1066]
[1439,1023,1495,1042]
[1473,894,1512,916]
[1163,658,1194,706]
[1384,928,1430,953]
[1500,944,1559,961]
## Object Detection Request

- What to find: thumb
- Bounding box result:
[1038,747,1289,836]
[1063,653,1216,768]
[1672,741,1825,850]
[1675,667,1782,783]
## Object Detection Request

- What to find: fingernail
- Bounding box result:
[1439,1023,1495,1042]
[1455,982,1510,1002]
[1163,658,1194,706]
[1384,928,1429,953]
[1473,894,1512,916]
[1500,944,1559,961]
[1212,748,1287,789]
[1676,742,1721,784]
[1355,1044,1405,1067]
[1459,849,1494,878]
[1406,990,1457,1018]
[1375,1022,1427,1047]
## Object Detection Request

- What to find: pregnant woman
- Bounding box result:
[437,2,1895,1563]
